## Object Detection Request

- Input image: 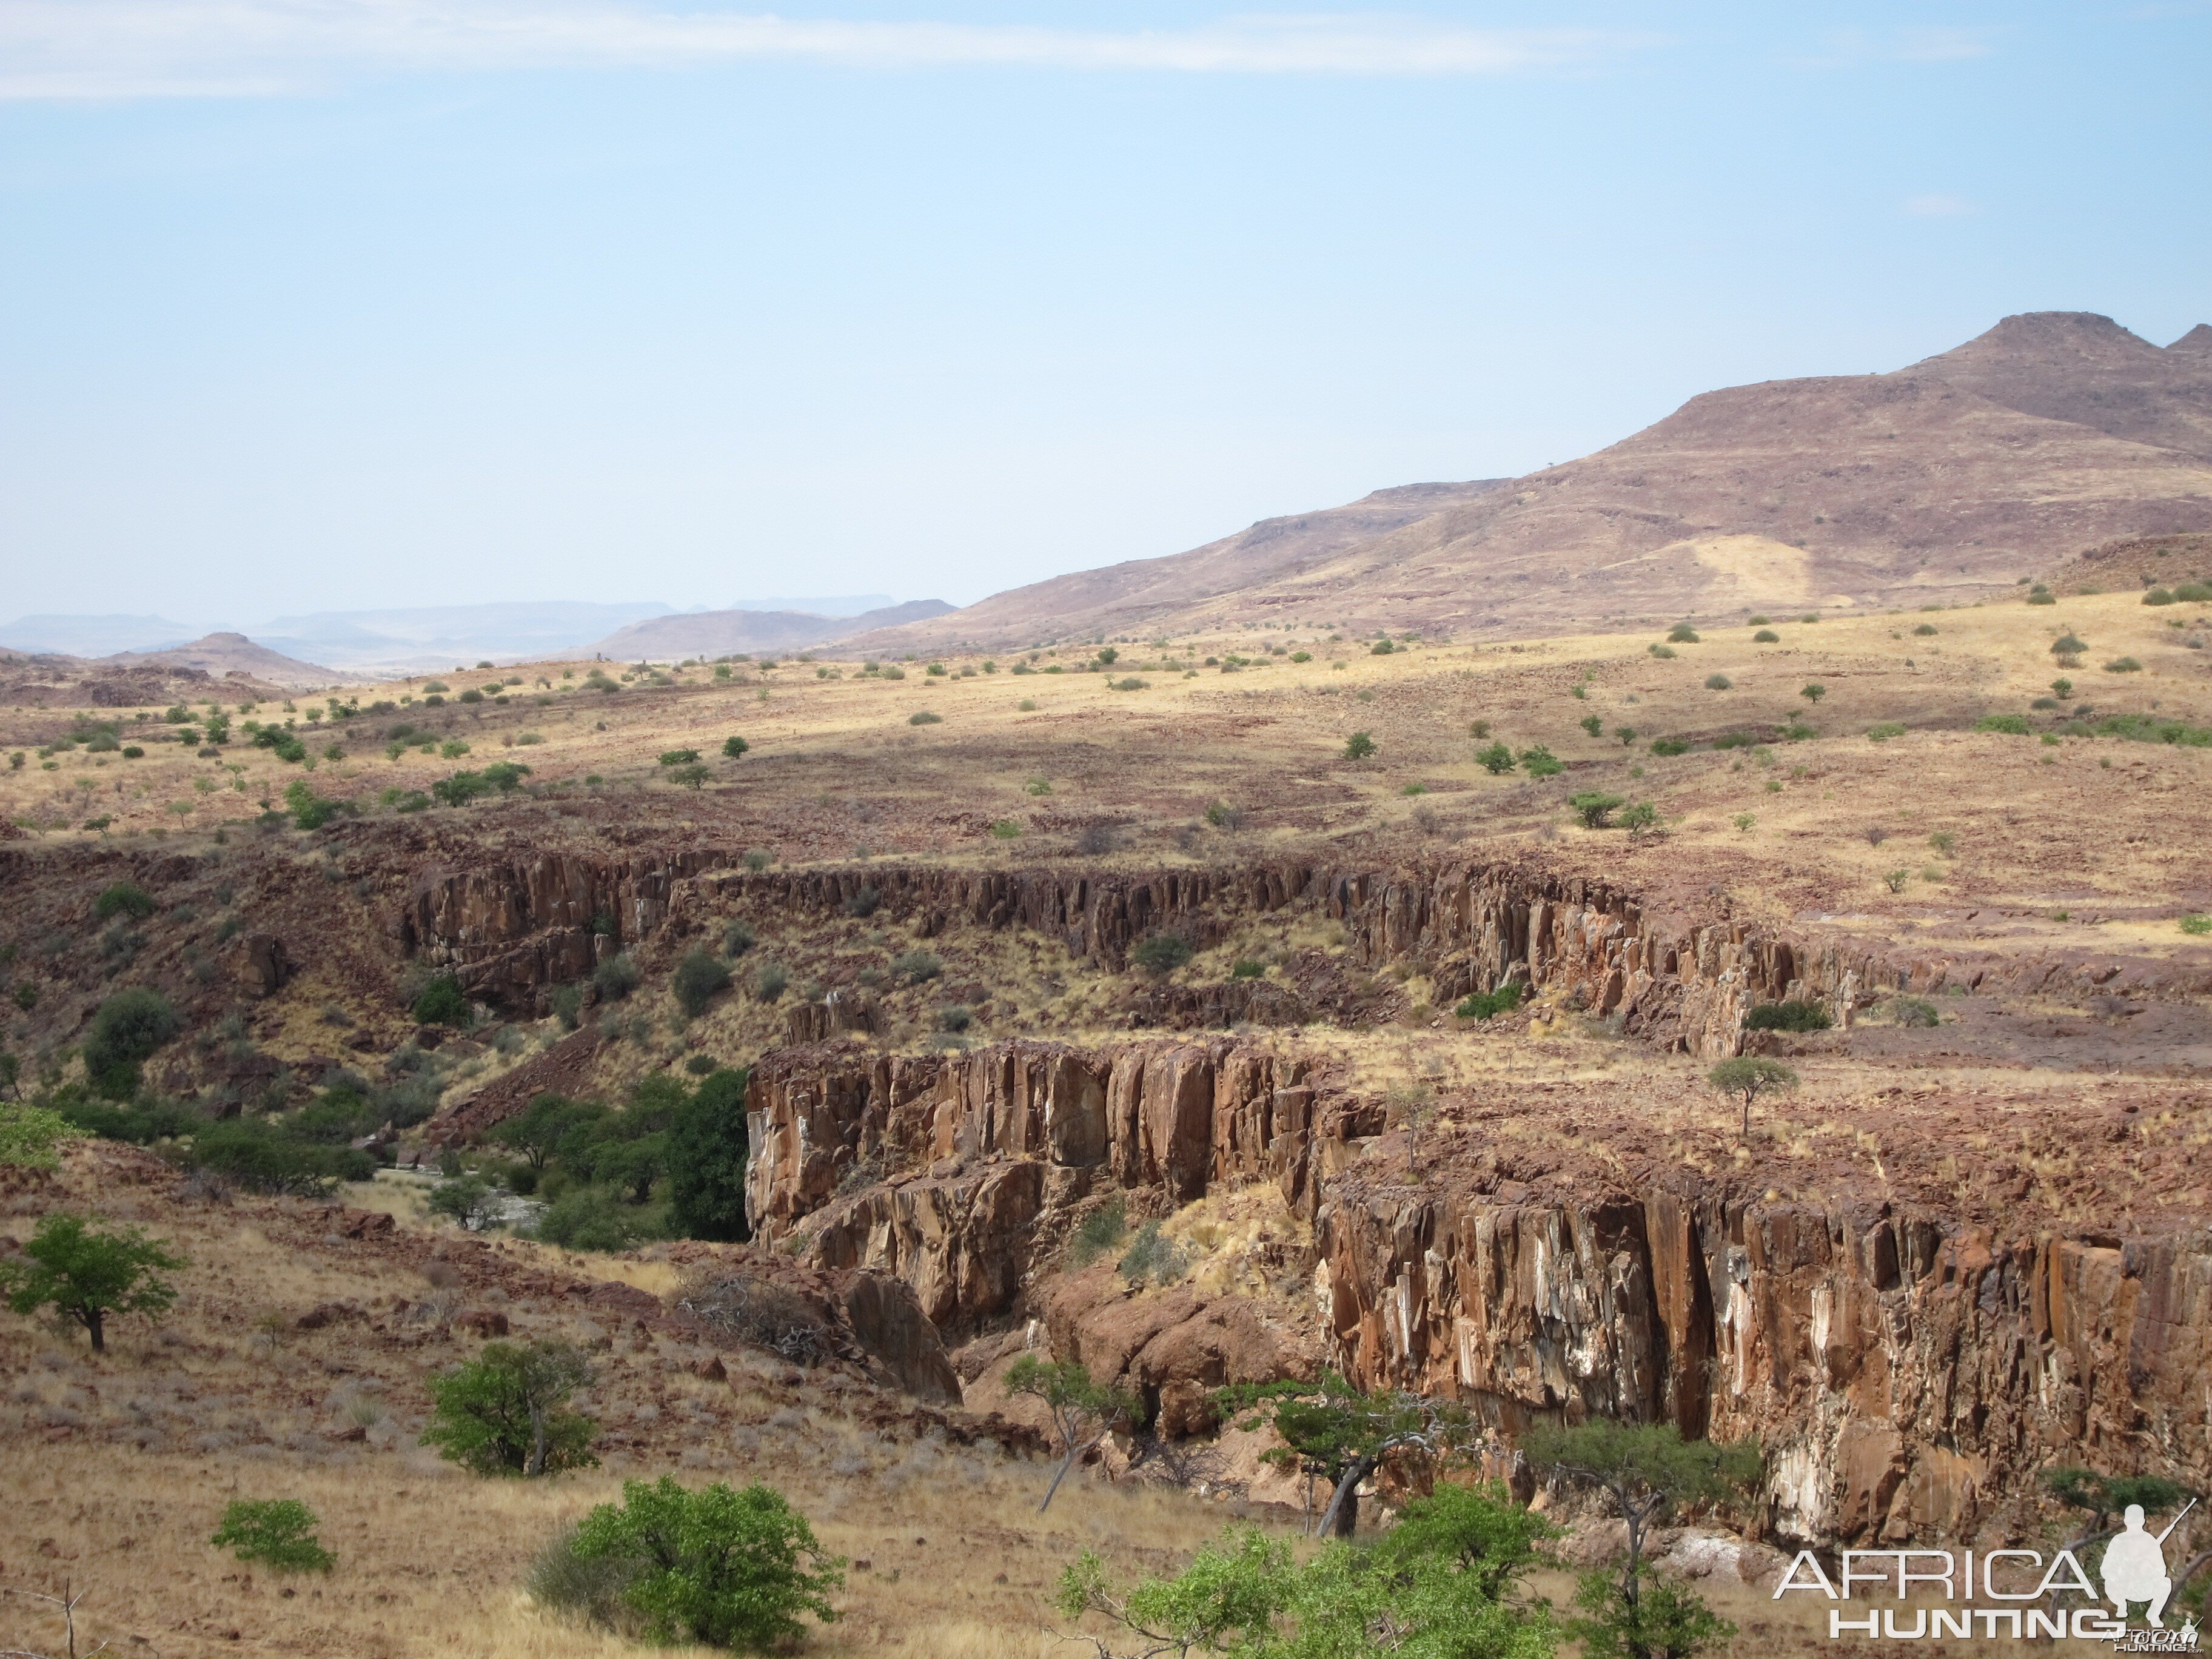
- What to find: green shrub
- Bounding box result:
[673,949,732,1017]
[412,976,471,1027]
[2052,633,2087,657]
[1975,713,2031,735]
[723,919,757,955]
[1889,996,1940,1027]
[2028,589,2057,604]
[1578,714,1603,737]
[593,954,641,1001]
[1744,1000,1831,1032]
[423,1341,598,1476]
[0,1105,74,1171]
[1866,722,1906,742]
[722,736,749,759]
[1475,741,1515,774]
[2104,656,2143,672]
[569,1477,842,1651]
[1567,791,1624,829]
[1455,982,1526,1021]
[934,1004,972,1033]
[1518,745,1561,777]
[1068,1197,1128,1269]
[1648,738,1689,756]
[1649,643,1675,659]
[2175,582,2212,603]
[1703,673,1732,690]
[210,1499,333,1574]
[1752,629,1779,643]
[753,962,789,1002]
[988,819,1023,839]
[2144,588,2176,605]
[1913,622,1939,635]
[1342,731,1376,759]
[1230,959,1264,979]
[1666,623,1700,643]
[2180,914,2212,936]
[1131,933,1192,976]
[1118,1219,1188,1286]
[908,711,942,726]
[84,987,182,1098]
[658,748,700,767]
[535,1187,649,1252]
[94,882,155,921]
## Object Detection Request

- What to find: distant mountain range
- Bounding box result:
[844,311,2212,652]
[0,595,912,672]
[589,599,957,659]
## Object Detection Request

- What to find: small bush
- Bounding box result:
[1889,996,1941,1027]
[988,819,1023,839]
[2104,656,2143,673]
[1342,731,1376,759]
[1666,623,1700,643]
[1866,722,1906,742]
[934,1004,972,1033]
[1518,745,1561,777]
[1131,933,1192,976]
[211,1500,333,1574]
[1118,1220,1188,1286]
[1752,629,1780,643]
[593,954,642,1002]
[1648,737,1689,757]
[84,987,183,1098]
[1745,1000,1832,1032]
[1455,982,1526,1021]
[722,736,749,759]
[1704,673,1732,691]
[839,885,879,918]
[2179,914,2212,936]
[1068,1197,1129,1269]
[1230,959,1264,979]
[753,962,789,1002]
[1649,643,1675,659]
[2174,582,2212,603]
[569,1477,843,1651]
[673,949,732,1017]
[2051,633,2087,657]
[657,748,700,767]
[891,949,940,985]
[743,847,773,872]
[1475,741,1515,774]
[1913,622,1939,635]
[95,882,156,921]
[412,976,471,1027]
[1567,791,1623,829]
[1975,713,2031,734]
[908,711,942,726]
[2028,589,2057,605]
[2144,588,2176,606]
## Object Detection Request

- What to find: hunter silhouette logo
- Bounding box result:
[2106,1500,2194,1628]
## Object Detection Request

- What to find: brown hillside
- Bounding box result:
[849,312,2212,651]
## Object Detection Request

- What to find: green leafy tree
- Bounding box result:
[1216,1373,1478,1537]
[669,1068,751,1241]
[94,882,156,921]
[0,1104,75,1170]
[429,1174,501,1231]
[2043,1467,2198,1563]
[1518,745,1562,778]
[1006,1356,1138,1512]
[412,975,471,1027]
[1524,1421,1760,1659]
[1342,731,1377,760]
[1132,933,1193,976]
[571,1476,843,1652]
[1476,741,1516,774]
[494,1091,594,1170]
[82,987,183,1099]
[0,1212,183,1352]
[658,748,702,766]
[422,1339,598,1477]
[211,1499,335,1573]
[722,735,749,759]
[1800,683,1826,703]
[668,762,712,789]
[1706,1056,1798,1139]
[1619,801,1660,839]
[1568,791,1624,829]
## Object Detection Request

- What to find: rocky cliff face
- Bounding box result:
[745,1037,2212,1547]
[402,852,1952,1055]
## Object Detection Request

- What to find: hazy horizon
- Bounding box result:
[4,2,2207,622]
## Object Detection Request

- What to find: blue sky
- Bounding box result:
[2,2,2207,623]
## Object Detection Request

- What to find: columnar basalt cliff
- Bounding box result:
[399,853,1982,1054]
[745,1037,2212,1547]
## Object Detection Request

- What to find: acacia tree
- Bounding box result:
[1524,1421,1760,1659]
[0,1213,183,1352]
[1007,1356,1139,1512]
[1706,1056,1797,1139]
[422,1339,598,1477]
[1216,1373,1479,1537]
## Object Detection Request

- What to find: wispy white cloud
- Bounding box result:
[0,2,1658,100]
[1904,193,1978,217]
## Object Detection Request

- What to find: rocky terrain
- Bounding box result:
[851,312,2212,649]
[4,574,2211,1654]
